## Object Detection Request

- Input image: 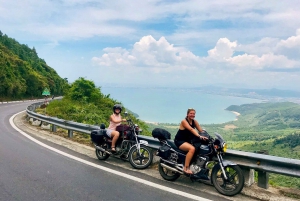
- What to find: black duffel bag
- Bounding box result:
[152,128,171,140]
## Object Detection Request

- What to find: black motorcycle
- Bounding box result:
[152,128,244,196]
[91,112,153,169]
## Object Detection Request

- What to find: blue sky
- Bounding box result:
[1,0,300,90]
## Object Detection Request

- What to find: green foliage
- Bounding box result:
[273,133,300,149]
[65,77,103,103]
[45,78,150,136]
[0,31,68,100]
[269,174,300,189]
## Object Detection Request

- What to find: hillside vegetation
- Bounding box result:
[0,31,68,100]
[45,78,150,136]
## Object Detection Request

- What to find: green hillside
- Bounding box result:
[0,31,68,100]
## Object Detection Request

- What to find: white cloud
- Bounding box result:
[2,0,300,43]
[228,53,298,70]
[207,38,237,60]
[273,28,300,60]
[93,33,300,72]
[2,0,300,89]
[237,37,279,55]
[92,35,203,72]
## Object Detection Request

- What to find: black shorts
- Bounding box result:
[174,139,186,148]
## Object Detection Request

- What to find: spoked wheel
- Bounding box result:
[128,144,153,169]
[158,162,180,181]
[95,144,110,160]
[211,164,244,196]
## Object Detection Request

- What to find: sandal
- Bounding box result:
[183,167,193,175]
[111,147,116,153]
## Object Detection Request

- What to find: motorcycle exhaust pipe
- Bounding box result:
[160,163,183,174]
[95,145,111,155]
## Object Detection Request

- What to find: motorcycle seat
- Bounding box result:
[167,140,187,154]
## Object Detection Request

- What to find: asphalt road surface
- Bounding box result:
[0,101,231,201]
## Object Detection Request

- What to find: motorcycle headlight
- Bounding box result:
[223,143,227,153]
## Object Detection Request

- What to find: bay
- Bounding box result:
[101,87,262,124]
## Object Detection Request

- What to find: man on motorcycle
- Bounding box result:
[106,104,126,152]
[174,108,208,174]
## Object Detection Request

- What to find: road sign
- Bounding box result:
[42,88,51,96]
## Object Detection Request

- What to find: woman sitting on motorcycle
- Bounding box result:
[174,108,208,174]
[107,104,126,152]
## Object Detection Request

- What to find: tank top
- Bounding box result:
[174,117,195,143]
[108,113,121,130]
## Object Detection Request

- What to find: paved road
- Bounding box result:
[0,101,230,201]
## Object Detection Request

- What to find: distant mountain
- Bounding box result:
[193,86,300,99]
[0,30,68,100]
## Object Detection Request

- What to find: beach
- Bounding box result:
[232,111,241,121]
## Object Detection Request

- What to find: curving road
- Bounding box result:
[0,101,230,201]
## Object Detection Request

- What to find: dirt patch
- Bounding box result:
[224,124,237,130]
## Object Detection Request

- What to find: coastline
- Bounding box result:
[144,111,241,125]
[232,111,241,121]
[144,120,159,125]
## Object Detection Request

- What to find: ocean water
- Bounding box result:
[101,87,262,124]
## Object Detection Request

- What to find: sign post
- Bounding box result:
[42,88,51,113]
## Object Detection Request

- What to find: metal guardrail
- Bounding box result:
[26,102,300,189]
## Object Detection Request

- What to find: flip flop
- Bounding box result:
[183,169,193,175]
[111,147,116,153]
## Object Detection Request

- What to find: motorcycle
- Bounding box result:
[90,112,153,169]
[152,128,244,196]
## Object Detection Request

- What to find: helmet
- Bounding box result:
[113,104,122,114]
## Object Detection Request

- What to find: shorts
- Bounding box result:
[174,139,186,148]
[106,129,113,138]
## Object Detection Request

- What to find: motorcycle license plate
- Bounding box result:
[139,140,148,145]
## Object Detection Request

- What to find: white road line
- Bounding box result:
[10,111,212,201]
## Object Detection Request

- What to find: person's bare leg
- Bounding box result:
[111,131,120,151]
[179,142,195,174]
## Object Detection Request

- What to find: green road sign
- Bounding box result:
[42,88,51,96]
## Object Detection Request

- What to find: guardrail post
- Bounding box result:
[256,150,269,189]
[68,130,73,138]
[51,124,57,132]
[257,170,269,189]
[241,167,255,186]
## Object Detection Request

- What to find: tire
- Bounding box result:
[158,162,180,181]
[128,144,153,169]
[211,164,244,196]
[95,144,110,160]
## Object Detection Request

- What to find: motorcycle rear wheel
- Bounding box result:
[158,162,180,181]
[211,164,244,196]
[95,144,110,160]
[129,144,153,169]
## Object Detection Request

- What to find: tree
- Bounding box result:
[66,77,103,103]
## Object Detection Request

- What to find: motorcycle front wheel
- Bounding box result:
[211,164,244,196]
[158,162,180,181]
[95,144,110,160]
[129,144,153,169]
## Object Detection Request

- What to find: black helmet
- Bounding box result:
[113,104,122,114]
